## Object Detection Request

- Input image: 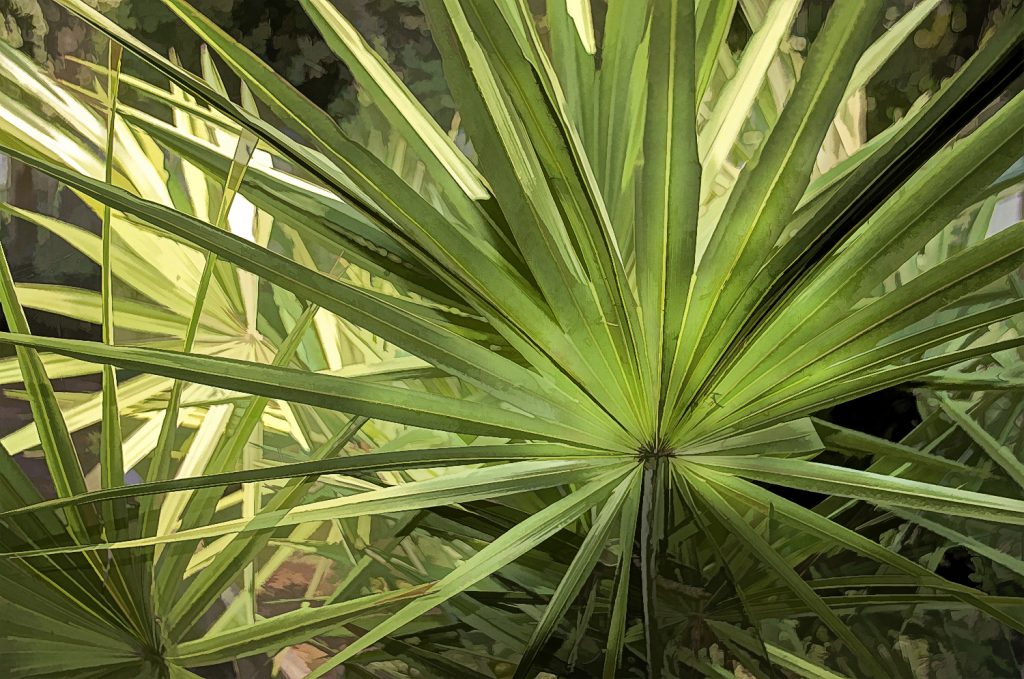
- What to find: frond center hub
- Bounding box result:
[637,439,676,462]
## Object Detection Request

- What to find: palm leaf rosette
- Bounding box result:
[0,0,1023,677]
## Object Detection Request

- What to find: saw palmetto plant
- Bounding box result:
[0,0,1023,677]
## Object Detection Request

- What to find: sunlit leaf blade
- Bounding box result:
[304,465,634,677]
[0,331,618,445]
[603,469,642,679]
[636,0,700,419]
[99,39,124,498]
[298,0,489,201]
[514,466,640,677]
[694,455,1024,525]
[1,443,614,521]
[938,393,1024,488]
[1,459,628,556]
[0,238,90,538]
[668,0,885,422]
[167,586,428,667]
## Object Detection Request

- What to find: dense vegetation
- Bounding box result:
[0,1,1022,677]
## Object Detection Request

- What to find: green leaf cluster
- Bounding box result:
[0,1,1022,677]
